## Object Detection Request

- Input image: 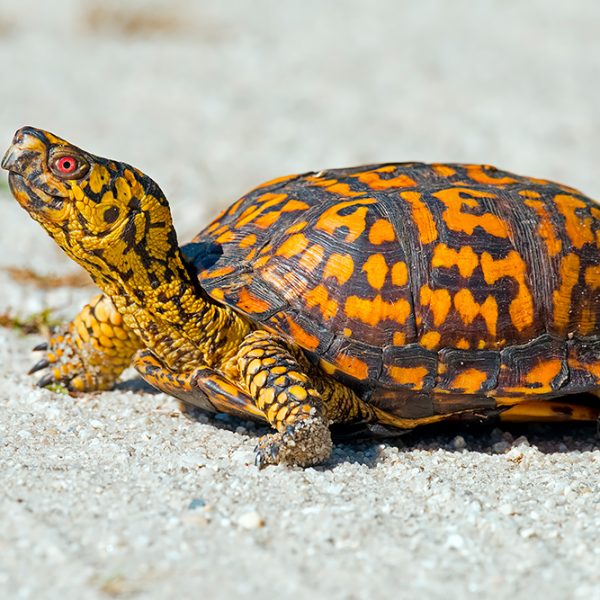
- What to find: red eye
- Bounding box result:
[56,156,78,174]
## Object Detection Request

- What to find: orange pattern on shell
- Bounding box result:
[552,253,580,331]
[420,285,452,327]
[322,253,355,285]
[307,177,365,198]
[432,164,456,177]
[480,251,533,332]
[237,289,271,314]
[275,233,310,258]
[523,198,562,257]
[465,165,517,186]
[453,289,498,337]
[351,165,417,190]
[420,331,441,350]
[390,261,408,286]
[368,219,396,244]
[554,195,594,249]
[314,198,377,242]
[450,368,489,394]
[362,254,388,290]
[431,243,479,278]
[400,191,438,244]
[387,366,429,389]
[332,354,369,380]
[304,284,339,320]
[434,188,510,239]
[505,359,563,395]
[344,294,411,326]
[285,317,320,351]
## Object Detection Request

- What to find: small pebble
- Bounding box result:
[452,435,466,450]
[512,436,530,447]
[490,428,504,443]
[187,498,206,510]
[492,441,510,453]
[237,511,265,530]
[520,528,535,539]
[446,533,464,550]
[506,447,525,462]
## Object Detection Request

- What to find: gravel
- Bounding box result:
[1,1,600,598]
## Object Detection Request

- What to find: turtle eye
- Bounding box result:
[56,156,78,174]
[49,150,89,179]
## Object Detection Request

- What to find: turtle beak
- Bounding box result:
[2,126,48,175]
[2,127,70,215]
[1,147,19,171]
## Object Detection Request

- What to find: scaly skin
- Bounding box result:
[1,126,379,467]
[32,294,140,391]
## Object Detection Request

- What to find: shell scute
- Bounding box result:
[496,334,568,397]
[435,348,500,395]
[381,344,437,391]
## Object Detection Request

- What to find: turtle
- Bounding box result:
[3,126,600,467]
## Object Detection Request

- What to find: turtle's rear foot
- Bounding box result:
[254,417,332,468]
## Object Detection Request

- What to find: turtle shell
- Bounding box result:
[183,163,600,420]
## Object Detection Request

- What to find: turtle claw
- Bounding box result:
[254,440,280,469]
[36,372,55,388]
[28,327,82,391]
[29,358,50,374]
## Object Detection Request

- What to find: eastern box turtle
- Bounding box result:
[3,126,600,467]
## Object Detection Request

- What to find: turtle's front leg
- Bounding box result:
[234,330,378,468]
[31,294,140,391]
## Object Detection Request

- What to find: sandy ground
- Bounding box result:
[1,1,600,598]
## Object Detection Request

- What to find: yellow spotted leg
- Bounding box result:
[133,349,266,422]
[31,294,140,391]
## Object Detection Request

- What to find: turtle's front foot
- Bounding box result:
[31,325,94,391]
[254,417,332,468]
[29,294,139,392]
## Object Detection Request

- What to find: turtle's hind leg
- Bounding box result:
[31,294,140,392]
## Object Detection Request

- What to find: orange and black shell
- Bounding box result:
[183,163,600,419]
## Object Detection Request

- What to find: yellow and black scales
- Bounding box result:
[3,126,600,466]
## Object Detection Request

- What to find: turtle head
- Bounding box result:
[2,126,180,287]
